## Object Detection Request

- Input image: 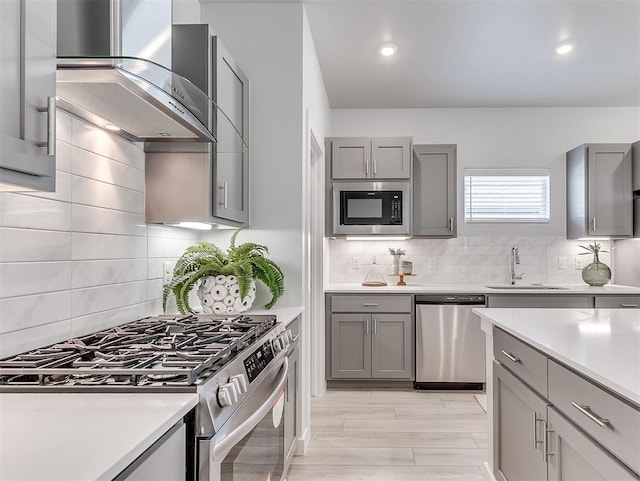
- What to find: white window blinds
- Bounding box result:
[464,169,550,223]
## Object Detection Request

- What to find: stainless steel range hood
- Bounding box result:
[56,0,246,153]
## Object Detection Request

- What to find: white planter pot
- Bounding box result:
[197,275,256,314]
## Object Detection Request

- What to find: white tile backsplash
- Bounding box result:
[0,111,198,357]
[328,237,615,286]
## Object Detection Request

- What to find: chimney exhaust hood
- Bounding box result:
[56,0,246,153]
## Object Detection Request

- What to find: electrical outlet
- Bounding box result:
[575,257,587,270]
[352,256,360,269]
[162,262,174,286]
[558,256,567,270]
[428,257,437,269]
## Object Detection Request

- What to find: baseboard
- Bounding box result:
[295,427,310,456]
[483,462,497,481]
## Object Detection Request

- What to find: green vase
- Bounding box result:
[581,258,611,287]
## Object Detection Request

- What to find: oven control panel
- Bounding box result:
[244,341,275,383]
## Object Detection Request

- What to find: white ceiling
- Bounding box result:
[303,0,640,108]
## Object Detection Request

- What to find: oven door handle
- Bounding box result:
[212,356,289,461]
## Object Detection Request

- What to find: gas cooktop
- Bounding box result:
[0,314,277,388]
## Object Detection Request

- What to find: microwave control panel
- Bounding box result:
[391,195,402,221]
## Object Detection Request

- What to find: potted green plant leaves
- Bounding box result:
[163,229,284,314]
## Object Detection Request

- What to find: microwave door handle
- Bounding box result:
[212,357,288,461]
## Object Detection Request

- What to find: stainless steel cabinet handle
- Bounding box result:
[532,412,543,449]
[36,97,56,156]
[501,350,521,363]
[449,217,454,231]
[365,318,370,335]
[621,304,639,308]
[592,217,597,232]
[362,303,379,307]
[365,157,370,176]
[373,156,377,176]
[543,421,554,461]
[373,318,377,335]
[571,402,610,428]
[219,182,228,208]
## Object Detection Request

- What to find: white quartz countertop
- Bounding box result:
[325,283,640,295]
[473,307,640,407]
[0,393,199,481]
[247,306,303,326]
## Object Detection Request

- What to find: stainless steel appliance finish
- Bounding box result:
[56,0,246,151]
[0,313,293,481]
[332,181,411,235]
[415,295,486,390]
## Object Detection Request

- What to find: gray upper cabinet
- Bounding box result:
[330,137,411,180]
[566,143,633,238]
[212,37,249,224]
[633,140,640,192]
[0,0,56,191]
[413,144,456,237]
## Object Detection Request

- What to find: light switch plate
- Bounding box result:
[352,256,360,269]
[558,256,567,270]
[575,257,587,270]
[428,257,437,269]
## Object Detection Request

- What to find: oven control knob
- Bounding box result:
[279,333,290,348]
[218,382,239,407]
[230,374,247,394]
[271,339,283,353]
[286,330,294,343]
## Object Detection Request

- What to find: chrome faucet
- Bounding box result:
[510,247,524,285]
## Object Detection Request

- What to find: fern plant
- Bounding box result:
[163,229,284,314]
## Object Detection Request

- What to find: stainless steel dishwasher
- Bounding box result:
[414,294,486,390]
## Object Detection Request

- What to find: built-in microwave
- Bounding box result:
[332,182,411,235]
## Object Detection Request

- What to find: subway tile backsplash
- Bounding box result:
[328,236,614,286]
[0,112,197,358]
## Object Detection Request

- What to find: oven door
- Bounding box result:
[200,357,288,481]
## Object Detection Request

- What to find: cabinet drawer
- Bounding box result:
[548,360,640,475]
[594,296,640,309]
[493,328,547,396]
[487,295,593,308]
[330,295,412,313]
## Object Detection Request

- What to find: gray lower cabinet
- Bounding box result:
[329,137,412,180]
[493,327,640,481]
[493,361,549,481]
[412,144,456,237]
[594,295,640,308]
[330,313,412,380]
[284,340,299,467]
[487,295,593,308]
[0,0,57,191]
[566,143,633,239]
[547,407,638,481]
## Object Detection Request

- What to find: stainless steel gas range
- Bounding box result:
[0,313,295,481]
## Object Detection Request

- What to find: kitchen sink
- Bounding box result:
[485,284,569,290]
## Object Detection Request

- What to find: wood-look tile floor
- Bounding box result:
[287,389,489,481]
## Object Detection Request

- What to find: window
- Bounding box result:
[464,169,550,223]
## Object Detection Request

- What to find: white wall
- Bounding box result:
[0,112,197,358]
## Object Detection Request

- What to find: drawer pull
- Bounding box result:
[501,350,521,363]
[571,402,610,428]
[621,304,639,308]
[362,303,379,307]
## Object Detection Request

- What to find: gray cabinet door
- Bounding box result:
[330,314,372,379]
[493,361,549,481]
[331,138,371,179]
[284,345,299,466]
[587,144,633,237]
[371,138,411,179]
[371,314,412,379]
[0,0,56,191]
[547,407,638,481]
[413,144,456,237]
[212,37,249,224]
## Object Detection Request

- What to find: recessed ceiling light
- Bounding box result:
[103,123,121,131]
[556,43,573,55]
[379,44,398,57]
